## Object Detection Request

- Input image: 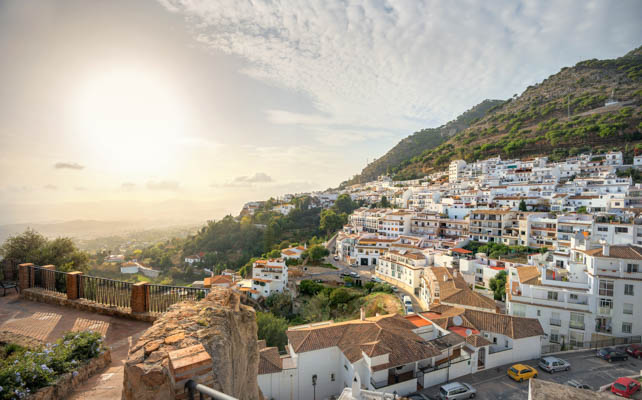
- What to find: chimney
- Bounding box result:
[602,242,610,257]
[360,307,365,321]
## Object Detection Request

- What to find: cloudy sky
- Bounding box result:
[0,0,640,224]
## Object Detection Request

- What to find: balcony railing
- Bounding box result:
[569,321,585,330]
[80,275,132,310]
[550,318,562,327]
[148,285,209,314]
[598,307,613,316]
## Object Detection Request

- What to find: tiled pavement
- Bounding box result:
[0,292,151,399]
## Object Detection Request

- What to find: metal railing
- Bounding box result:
[185,380,237,400]
[80,275,132,309]
[542,335,641,354]
[569,321,585,330]
[31,266,68,295]
[550,318,562,326]
[148,284,209,314]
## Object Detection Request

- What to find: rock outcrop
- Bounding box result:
[122,288,260,400]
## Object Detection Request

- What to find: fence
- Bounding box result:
[31,266,68,295]
[18,263,210,316]
[148,284,209,314]
[80,275,133,310]
[542,335,642,354]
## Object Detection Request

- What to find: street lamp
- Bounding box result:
[312,374,317,400]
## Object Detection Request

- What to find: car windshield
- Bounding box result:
[510,367,519,374]
[439,388,448,396]
[614,383,627,391]
[599,349,608,355]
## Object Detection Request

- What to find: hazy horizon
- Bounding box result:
[1,0,641,226]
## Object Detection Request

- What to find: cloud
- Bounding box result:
[233,172,273,184]
[146,180,180,191]
[74,186,87,191]
[159,0,642,135]
[121,182,136,191]
[44,184,58,190]
[54,162,84,170]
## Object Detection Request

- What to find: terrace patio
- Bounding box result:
[0,292,151,399]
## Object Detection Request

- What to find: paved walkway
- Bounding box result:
[0,293,150,399]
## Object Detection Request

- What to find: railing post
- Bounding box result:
[131,282,148,313]
[67,271,83,300]
[18,263,34,291]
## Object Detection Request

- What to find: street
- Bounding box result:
[418,349,642,399]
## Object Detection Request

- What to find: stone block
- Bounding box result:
[66,271,82,300]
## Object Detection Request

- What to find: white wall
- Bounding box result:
[295,347,344,400]
[258,369,299,400]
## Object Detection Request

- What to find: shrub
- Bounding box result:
[0,331,104,399]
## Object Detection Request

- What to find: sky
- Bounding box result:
[0,0,640,225]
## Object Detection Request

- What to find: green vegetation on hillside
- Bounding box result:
[348,45,642,181]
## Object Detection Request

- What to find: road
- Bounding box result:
[417,349,642,400]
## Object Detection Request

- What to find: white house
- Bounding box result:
[281,245,306,260]
[184,255,201,264]
[251,259,289,299]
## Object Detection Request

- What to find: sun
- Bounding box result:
[70,67,187,176]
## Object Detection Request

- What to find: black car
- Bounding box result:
[596,347,629,362]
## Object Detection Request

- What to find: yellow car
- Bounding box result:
[507,364,538,382]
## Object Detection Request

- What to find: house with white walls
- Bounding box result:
[251,259,288,299]
[418,267,497,312]
[375,250,427,293]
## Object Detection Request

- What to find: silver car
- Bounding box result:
[439,382,476,399]
[538,356,570,373]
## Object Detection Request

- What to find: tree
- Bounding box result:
[379,196,390,208]
[0,229,90,272]
[299,279,323,296]
[307,244,329,262]
[329,287,352,305]
[320,209,345,237]
[518,199,527,212]
[266,249,282,258]
[489,270,507,301]
[265,292,293,319]
[256,312,288,350]
[333,194,357,215]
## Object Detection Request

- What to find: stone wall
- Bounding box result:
[122,287,260,400]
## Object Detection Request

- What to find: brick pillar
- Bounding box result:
[67,271,83,300]
[18,263,34,291]
[131,282,148,313]
[40,264,55,289]
[168,344,214,400]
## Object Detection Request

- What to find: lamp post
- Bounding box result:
[312,374,317,400]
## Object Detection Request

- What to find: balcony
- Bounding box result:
[550,318,562,327]
[569,321,585,330]
[595,324,612,334]
[598,307,613,317]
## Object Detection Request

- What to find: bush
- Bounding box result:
[0,331,105,399]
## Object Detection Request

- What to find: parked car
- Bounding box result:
[507,364,538,382]
[406,305,414,315]
[333,255,339,261]
[538,356,570,373]
[625,343,642,359]
[438,382,476,399]
[350,271,360,278]
[403,295,412,306]
[611,377,641,398]
[340,272,351,278]
[391,286,399,292]
[596,347,629,362]
[566,380,592,390]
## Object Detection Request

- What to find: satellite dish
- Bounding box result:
[453,315,463,326]
[465,329,473,337]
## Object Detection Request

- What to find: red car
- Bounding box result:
[625,344,642,359]
[611,377,640,398]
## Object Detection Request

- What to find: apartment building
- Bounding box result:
[354,238,396,266]
[375,250,427,292]
[449,160,466,182]
[468,209,519,245]
[378,211,412,238]
[251,259,288,299]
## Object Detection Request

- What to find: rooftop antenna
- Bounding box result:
[465,329,473,337]
[453,315,463,326]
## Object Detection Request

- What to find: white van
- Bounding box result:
[403,295,412,306]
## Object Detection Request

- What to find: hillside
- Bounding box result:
[343,99,504,185]
[385,46,642,179]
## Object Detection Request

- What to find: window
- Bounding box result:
[547,291,558,301]
[549,330,560,344]
[599,280,614,296]
[625,284,634,296]
[536,309,541,317]
[597,226,608,232]
[626,264,639,273]
[615,227,629,233]
[331,373,335,382]
[569,293,578,301]
[622,322,633,334]
[599,298,613,308]
[623,303,633,315]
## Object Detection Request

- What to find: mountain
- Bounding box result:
[347,45,642,183]
[342,99,504,185]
